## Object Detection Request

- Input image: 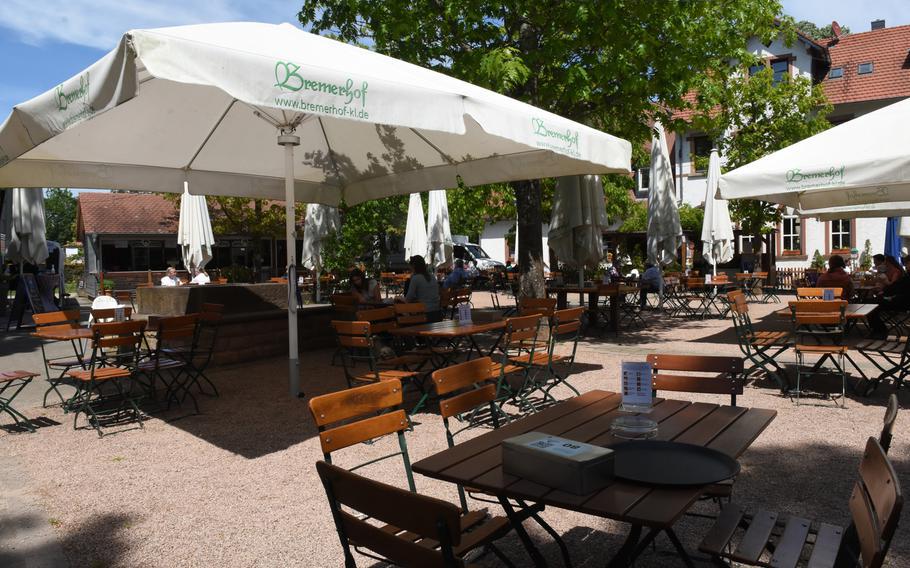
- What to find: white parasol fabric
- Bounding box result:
[177,183,215,271]
[0,188,48,265]
[701,149,734,270]
[404,192,428,260]
[548,175,607,273]
[0,22,630,396]
[719,97,910,211]
[301,203,340,271]
[646,121,682,266]
[427,189,453,267]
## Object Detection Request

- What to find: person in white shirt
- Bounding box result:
[160,266,182,286]
[190,268,210,285]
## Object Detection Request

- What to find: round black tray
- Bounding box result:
[611,441,740,486]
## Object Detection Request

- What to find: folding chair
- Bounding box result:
[113,290,135,311]
[91,306,133,323]
[316,460,514,568]
[330,320,426,414]
[32,310,86,407]
[330,294,358,317]
[880,394,898,454]
[136,314,200,413]
[796,287,843,300]
[491,314,542,413]
[65,320,147,437]
[510,307,584,410]
[754,271,780,303]
[728,291,791,391]
[735,272,759,302]
[852,334,910,397]
[355,306,432,370]
[394,302,456,364]
[184,303,224,397]
[0,371,40,432]
[789,300,849,407]
[699,437,902,568]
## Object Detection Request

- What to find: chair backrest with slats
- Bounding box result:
[519,297,557,318]
[432,357,497,420]
[647,354,744,406]
[549,307,583,360]
[504,314,542,349]
[329,294,358,315]
[91,306,133,322]
[789,300,847,327]
[796,287,844,300]
[330,321,379,379]
[89,320,146,370]
[686,277,706,290]
[157,314,199,342]
[316,461,464,568]
[880,394,898,454]
[33,309,81,333]
[355,307,398,334]
[394,302,428,326]
[849,437,903,568]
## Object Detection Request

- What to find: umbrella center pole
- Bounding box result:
[278,129,303,398]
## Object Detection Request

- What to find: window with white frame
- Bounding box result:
[830,219,851,250]
[781,214,801,253]
[636,167,650,193]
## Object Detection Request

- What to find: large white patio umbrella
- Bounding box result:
[647,122,682,266]
[548,175,607,286]
[0,22,630,395]
[404,193,428,260]
[701,149,733,273]
[301,203,340,302]
[719,97,910,211]
[177,182,214,271]
[427,189,453,268]
[0,188,48,265]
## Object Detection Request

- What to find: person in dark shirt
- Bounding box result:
[868,255,910,337]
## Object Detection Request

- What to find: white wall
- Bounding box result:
[480,220,512,264]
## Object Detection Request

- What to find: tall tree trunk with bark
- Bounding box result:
[513,179,545,298]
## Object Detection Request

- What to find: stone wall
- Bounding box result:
[210,306,335,366]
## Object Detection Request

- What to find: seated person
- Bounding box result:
[869,255,910,337]
[190,268,210,285]
[160,266,182,286]
[349,268,381,304]
[639,263,663,308]
[816,254,854,300]
[398,255,442,322]
[875,255,904,290]
[443,259,468,289]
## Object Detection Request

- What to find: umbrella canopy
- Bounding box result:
[427,190,453,268]
[885,217,902,260]
[0,22,631,396]
[901,217,910,238]
[719,97,910,211]
[0,188,48,265]
[647,122,682,266]
[404,193,428,260]
[301,203,340,271]
[701,149,734,270]
[548,175,607,271]
[177,183,215,271]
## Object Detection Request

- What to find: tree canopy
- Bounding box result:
[795,19,850,40]
[44,188,77,245]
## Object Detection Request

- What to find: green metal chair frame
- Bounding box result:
[491,314,541,413]
[137,314,200,413]
[32,310,86,408]
[728,292,790,391]
[0,371,40,432]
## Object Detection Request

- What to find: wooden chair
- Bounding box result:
[330,294,358,317]
[32,310,86,407]
[518,297,556,318]
[393,303,456,365]
[181,303,224,397]
[65,320,147,436]
[492,314,542,412]
[699,437,902,568]
[316,460,513,568]
[308,380,415,490]
[394,302,428,326]
[789,300,849,407]
[91,306,133,322]
[796,287,844,300]
[355,307,431,369]
[510,307,584,409]
[137,314,200,412]
[880,394,898,454]
[113,290,135,310]
[853,334,910,397]
[0,370,40,432]
[647,353,744,407]
[728,291,791,391]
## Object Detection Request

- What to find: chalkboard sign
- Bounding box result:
[22,274,48,314]
[6,274,59,330]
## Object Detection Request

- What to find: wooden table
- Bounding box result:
[547,285,639,332]
[775,303,878,321]
[389,319,507,360]
[412,390,776,567]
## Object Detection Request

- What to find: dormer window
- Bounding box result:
[829,66,844,79]
[858,62,874,75]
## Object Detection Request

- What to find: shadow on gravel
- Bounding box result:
[0,512,134,568]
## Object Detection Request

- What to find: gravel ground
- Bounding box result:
[2,295,908,567]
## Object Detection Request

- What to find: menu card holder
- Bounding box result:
[621,361,653,413]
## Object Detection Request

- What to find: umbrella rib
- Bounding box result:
[408,128,456,165]
[184,99,237,172]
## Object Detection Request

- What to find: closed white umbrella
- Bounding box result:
[177,182,215,271]
[701,149,734,273]
[301,203,340,302]
[548,175,607,286]
[0,22,631,395]
[719,97,910,210]
[404,193,428,260]
[0,188,48,265]
[647,122,682,266]
[901,217,910,238]
[427,189,453,268]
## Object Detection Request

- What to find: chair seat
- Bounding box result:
[377,509,510,559]
[795,344,848,354]
[351,369,419,383]
[699,504,844,568]
[509,352,565,366]
[856,338,906,353]
[137,358,186,372]
[489,362,524,376]
[0,370,39,383]
[66,367,132,382]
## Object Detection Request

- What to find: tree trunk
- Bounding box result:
[513,179,545,298]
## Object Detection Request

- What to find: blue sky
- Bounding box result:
[1,1,909,119]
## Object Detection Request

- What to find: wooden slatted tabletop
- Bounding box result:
[774,303,877,320]
[387,319,506,337]
[413,390,775,529]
